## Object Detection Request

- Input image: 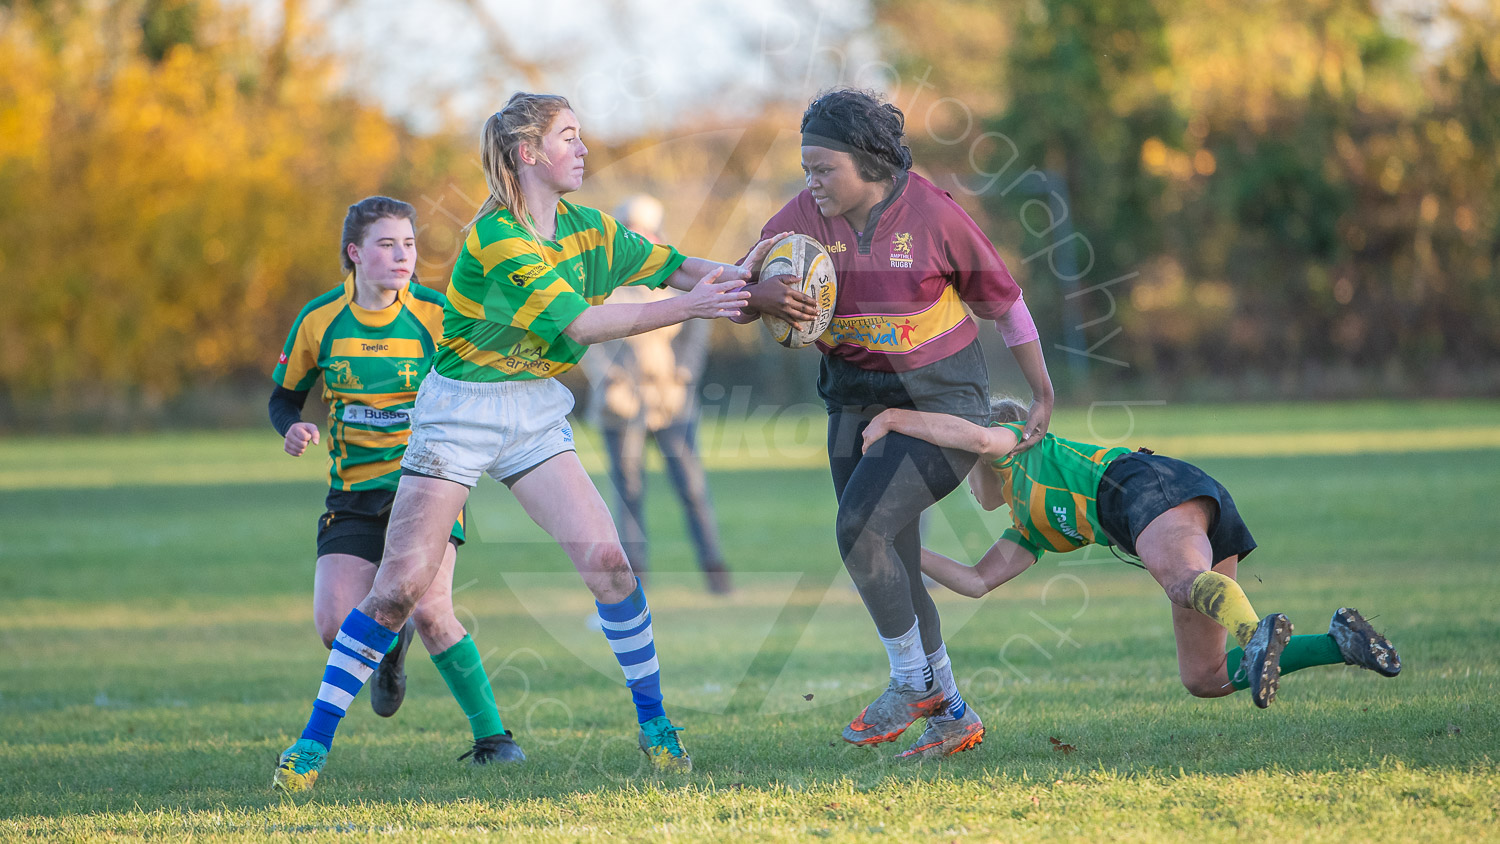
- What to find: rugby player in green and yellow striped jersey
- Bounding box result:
[859,397,1401,757]
[274,95,792,793]
[270,198,523,792]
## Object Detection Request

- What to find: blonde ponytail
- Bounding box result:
[466,92,572,244]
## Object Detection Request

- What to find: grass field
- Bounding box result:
[2,401,1498,841]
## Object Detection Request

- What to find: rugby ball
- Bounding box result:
[759,233,837,349]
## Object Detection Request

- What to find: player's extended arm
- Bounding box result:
[921,538,1038,599]
[662,233,788,293]
[669,232,818,325]
[563,268,749,345]
[862,408,1019,461]
[1008,339,1054,454]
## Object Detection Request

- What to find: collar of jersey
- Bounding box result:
[854,170,910,255]
[342,273,408,328]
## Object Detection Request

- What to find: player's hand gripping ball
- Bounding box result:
[759,233,837,349]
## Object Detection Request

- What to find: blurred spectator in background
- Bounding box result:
[583,195,732,595]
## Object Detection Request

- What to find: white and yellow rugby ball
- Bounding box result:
[759,233,837,349]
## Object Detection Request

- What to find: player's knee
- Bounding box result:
[365,591,419,626]
[835,509,896,557]
[834,508,866,554]
[1181,670,1232,698]
[316,622,339,650]
[410,603,456,640]
[586,543,633,577]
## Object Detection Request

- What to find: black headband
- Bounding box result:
[800,113,860,154]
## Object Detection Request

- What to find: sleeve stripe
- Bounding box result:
[406,295,448,339]
[601,213,617,268]
[512,278,577,332]
[465,227,536,274]
[275,296,345,389]
[624,246,672,285]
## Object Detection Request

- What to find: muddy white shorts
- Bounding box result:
[402,371,576,488]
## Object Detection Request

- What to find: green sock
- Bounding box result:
[1226,633,1345,690]
[431,635,506,740]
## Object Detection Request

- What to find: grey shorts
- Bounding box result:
[402,371,577,488]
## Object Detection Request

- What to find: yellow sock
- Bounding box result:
[1187,571,1260,647]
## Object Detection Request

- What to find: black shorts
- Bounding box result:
[316,488,466,563]
[1095,452,1256,565]
[817,337,991,424]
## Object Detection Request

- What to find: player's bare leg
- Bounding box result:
[410,541,466,655]
[358,475,470,630]
[509,452,635,603]
[1138,499,1288,707]
[273,475,470,793]
[1170,557,1240,699]
[511,453,690,772]
[312,555,378,649]
[409,540,525,764]
[313,553,413,717]
[1136,498,1218,609]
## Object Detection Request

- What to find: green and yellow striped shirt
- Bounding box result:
[272,276,447,491]
[434,200,686,382]
[991,422,1132,557]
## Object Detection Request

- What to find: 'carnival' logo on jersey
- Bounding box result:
[825,240,847,253]
[327,360,363,389]
[890,233,914,268]
[826,286,968,353]
[509,264,549,287]
[396,360,420,389]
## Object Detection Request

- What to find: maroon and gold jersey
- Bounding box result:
[757,172,1022,372]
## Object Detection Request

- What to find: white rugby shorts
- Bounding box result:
[402,371,576,488]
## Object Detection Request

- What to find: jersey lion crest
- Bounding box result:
[892,232,913,254]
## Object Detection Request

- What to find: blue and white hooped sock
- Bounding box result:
[927,643,966,720]
[596,581,665,724]
[300,608,397,750]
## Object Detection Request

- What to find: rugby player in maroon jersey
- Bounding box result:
[740,89,1055,759]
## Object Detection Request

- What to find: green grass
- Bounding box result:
[2,402,1498,841]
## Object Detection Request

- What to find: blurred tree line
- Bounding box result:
[1,0,1496,430]
[880,0,1500,396]
[0,0,475,427]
